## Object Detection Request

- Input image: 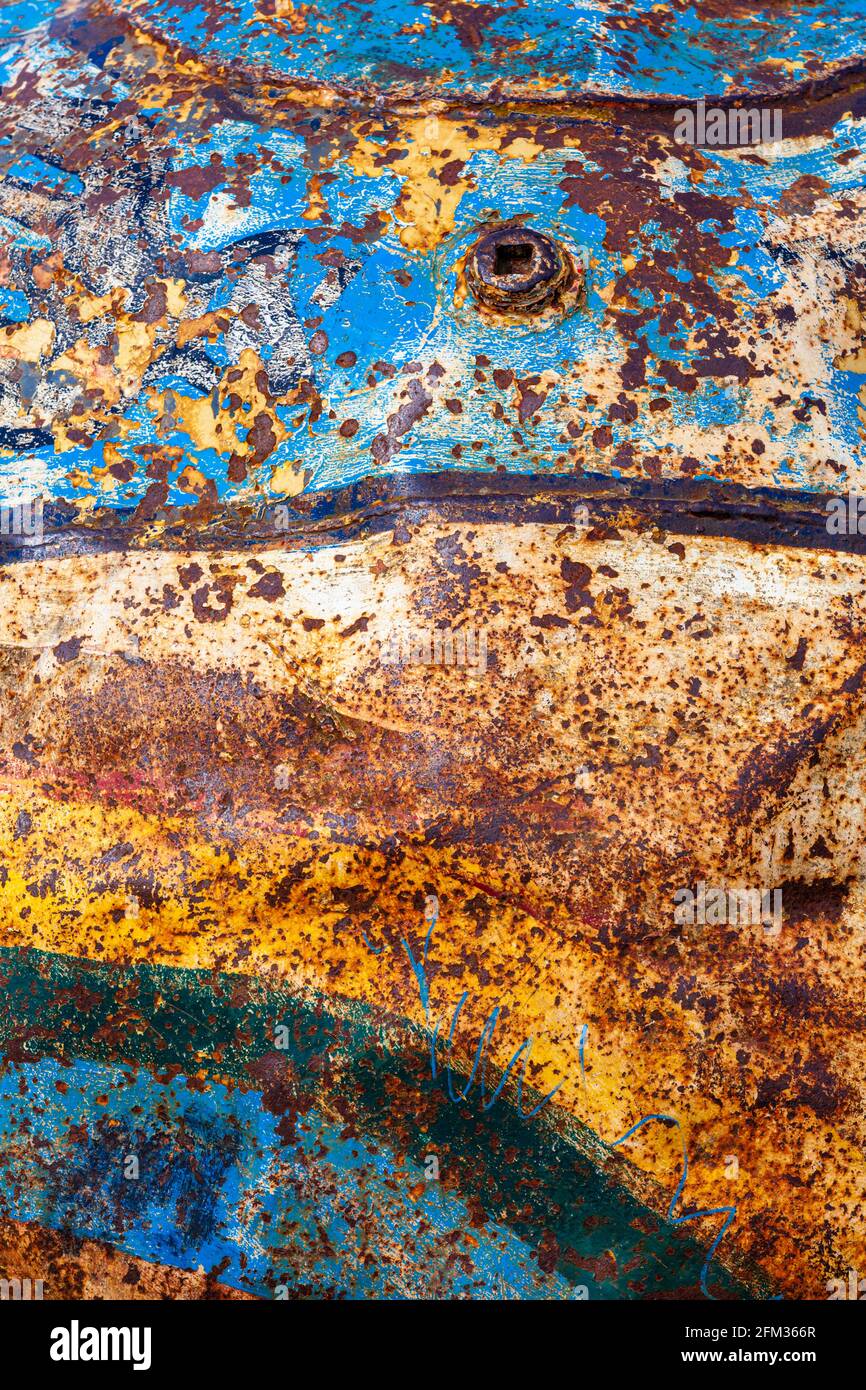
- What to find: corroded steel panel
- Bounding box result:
[98,0,866,101]
[0,3,863,499]
[0,0,864,1313]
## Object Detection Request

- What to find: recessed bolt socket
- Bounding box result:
[466,225,579,314]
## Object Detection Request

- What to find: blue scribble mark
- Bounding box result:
[613,1114,736,1301]
[401,911,561,1120]
[436,991,564,1118]
[578,1029,737,1299]
[577,1022,589,1093]
[400,910,755,1297]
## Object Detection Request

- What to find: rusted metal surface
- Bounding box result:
[90,0,866,103]
[2,504,865,1297]
[0,2,864,498]
[0,0,864,1304]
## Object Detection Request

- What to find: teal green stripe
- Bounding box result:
[0,945,772,1299]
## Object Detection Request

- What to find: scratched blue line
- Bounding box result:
[402,908,765,1298]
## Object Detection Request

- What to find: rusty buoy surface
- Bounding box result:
[1,0,865,1318]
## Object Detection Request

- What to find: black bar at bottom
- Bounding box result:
[2,1295,859,1378]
